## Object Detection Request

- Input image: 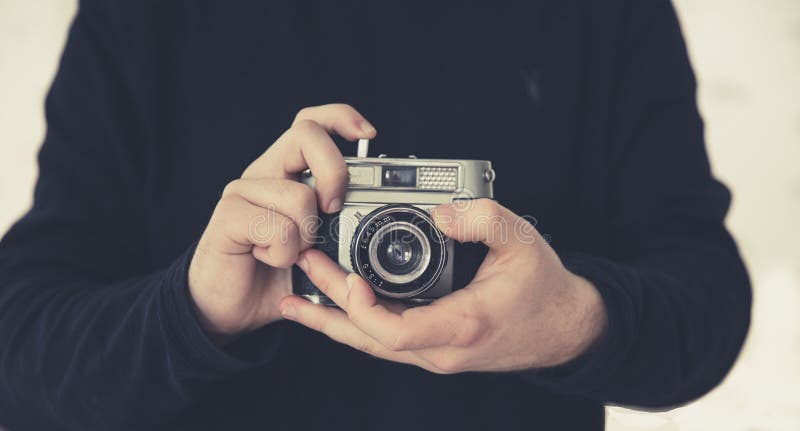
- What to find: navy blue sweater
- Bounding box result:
[0,1,750,430]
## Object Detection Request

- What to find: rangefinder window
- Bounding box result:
[382,166,417,187]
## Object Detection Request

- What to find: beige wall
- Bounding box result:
[1,1,798,429]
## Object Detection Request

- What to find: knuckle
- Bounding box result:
[291,118,320,135]
[452,316,486,348]
[216,193,243,213]
[431,354,466,375]
[210,200,238,234]
[221,179,244,198]
[328,103,357,115]
[293,106,315,122]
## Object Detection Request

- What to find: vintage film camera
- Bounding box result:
[292,140,495,305]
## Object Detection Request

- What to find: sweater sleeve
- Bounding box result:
[523,0,751,408]
[0,3,282,430]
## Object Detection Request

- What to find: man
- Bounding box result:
[0,1,751,430]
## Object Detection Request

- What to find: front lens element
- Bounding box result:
[385,240,413,267]
[369,222,431,284]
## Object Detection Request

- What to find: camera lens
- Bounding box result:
[350,204,447,299]
[370,222,431,284]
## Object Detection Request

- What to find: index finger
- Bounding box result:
[293,104,377,141]
[243,104,377,213]
[431,199,535,256]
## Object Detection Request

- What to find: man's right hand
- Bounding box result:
[187,104,377,338]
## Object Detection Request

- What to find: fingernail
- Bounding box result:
[345,273,358,292]
[281,305,297,320]
[296,255,309,272]
[327,198,343,213]
[359,119,376,135]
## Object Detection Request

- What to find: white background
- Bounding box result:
[1,1,798,429]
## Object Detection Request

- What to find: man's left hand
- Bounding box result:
[279,199,608,374]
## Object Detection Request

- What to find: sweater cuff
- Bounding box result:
[521,252,637,396]
[157,243,284,378]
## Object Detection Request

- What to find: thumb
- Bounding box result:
[430,199,538,254]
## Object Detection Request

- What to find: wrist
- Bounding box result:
[565,271,608,362]
[189,299,241,346]
[573,271,607,345]
[542,271,608,367]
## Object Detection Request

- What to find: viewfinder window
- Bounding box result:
[382,167,417,187]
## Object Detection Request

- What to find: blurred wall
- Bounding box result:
[609,0,800,428]
[0,0,77,234]
[0,1,798,430]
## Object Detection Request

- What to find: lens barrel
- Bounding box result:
[350,204,447,298]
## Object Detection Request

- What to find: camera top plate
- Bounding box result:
[301,156,494,205]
